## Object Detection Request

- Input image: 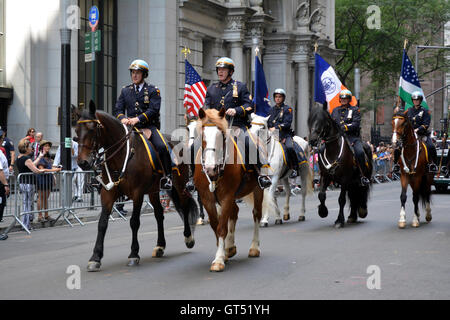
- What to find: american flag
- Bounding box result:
[184,60,206,117]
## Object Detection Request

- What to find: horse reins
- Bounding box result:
[392,115,421,174]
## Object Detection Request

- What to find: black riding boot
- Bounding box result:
[427,144,438,173]
[356,156,370,186]
[392,148,401,173]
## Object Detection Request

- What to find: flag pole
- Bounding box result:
[182,46,191,124]
[395,40,408,112]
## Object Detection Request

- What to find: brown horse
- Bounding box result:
[391,112,432,228]
[76,101,198,271]
[193,108,264,272]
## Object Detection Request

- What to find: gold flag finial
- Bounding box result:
[314,42,319,53]
[182,46,191,59]
[255,46,260,57]
[403,39,408,50]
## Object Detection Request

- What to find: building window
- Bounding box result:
[78,0,117,113]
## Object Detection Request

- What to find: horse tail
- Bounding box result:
[295,136,313,196]
[168,187,199,227]
[418,174,432,208]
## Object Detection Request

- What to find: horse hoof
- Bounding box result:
[398,221,406,229]
[196,218,204,225]
[347,217,357,224]
[210,262,225,272]
[226,246,237,259]
[87,261,101,272]
[358,207,368,219]
[298,216,305,222]
[318,205,328,218]
[283,214,290,221]
[248,248,260,258]
[426,214,432,222]
[275,219,283,225]
[260,222,269,228]
[185,236,195,249]
[152,247,165,258]
[411,221,420,228]
[127,258,140,267]
[334,222,344,229]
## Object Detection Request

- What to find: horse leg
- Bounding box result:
[149,192,166,257]
[411,190,420,228]
[398,180,408,229]
[298,167,308,222]
[225,218,237,260]
[211,199,235,272]
[335,186,346,228]
[347,187,358,223]
[87,190,118,272]
[282,177,291,221]
[249,187,263,258]
[318,176,330,218]
[127,195,144,267]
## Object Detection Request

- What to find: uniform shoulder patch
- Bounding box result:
[288,108,292,113]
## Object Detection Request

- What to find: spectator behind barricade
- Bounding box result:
[16,138,51,230]
[71,137,84,202]
[0,144,10,223]
[376,146,389,175]
[31,132,43,160]
[0,126,15,174]
[53,138,84,203]
[25,128,36,144]
[36,140,61,223]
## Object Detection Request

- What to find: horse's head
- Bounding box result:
[75,100,101,170]
[392,112,412,149]
[198,108,227,180]
[308,106,335,147]
[249,113,270,136]
[186,115,199,149]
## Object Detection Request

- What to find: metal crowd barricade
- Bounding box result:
[0,169,157,237]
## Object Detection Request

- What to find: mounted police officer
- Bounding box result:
[331,89,370,186]
[392,91,438,173]
[114,59,174,190]
[268,88,303,179]
[204,57,271,189]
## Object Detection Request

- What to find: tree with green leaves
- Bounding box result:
[335,0,450,98]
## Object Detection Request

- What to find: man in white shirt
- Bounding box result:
[53,138,84,202]
[0,149,10,222]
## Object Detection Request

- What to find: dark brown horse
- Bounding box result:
[76,101,198,271]
[193,108,264,272]
[308,106,373,228]
[391,112,432,228]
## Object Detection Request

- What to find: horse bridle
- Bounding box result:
[77,118,134,189]
[392,115,421,174]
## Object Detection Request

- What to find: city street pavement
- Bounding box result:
[0,181,449,300]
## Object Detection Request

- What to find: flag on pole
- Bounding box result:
[314,53,357,114]
[184,59,207,117]
[398,49,428,110]
[253,53,271,117]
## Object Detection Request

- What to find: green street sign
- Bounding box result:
[84,30,101,53]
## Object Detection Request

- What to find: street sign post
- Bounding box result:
[86,6,100,102]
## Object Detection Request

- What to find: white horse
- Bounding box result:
[249,113,313,226]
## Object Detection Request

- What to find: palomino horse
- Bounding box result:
[308,106,373,228]
[249,113,313,226]
[193,108,264,272]
[391,112,432,228]
[76,101,198,271]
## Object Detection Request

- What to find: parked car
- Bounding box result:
[433,139,450,193]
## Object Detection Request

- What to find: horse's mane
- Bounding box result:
[198,109,228,133]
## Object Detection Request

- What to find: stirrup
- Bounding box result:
[428,163,438,173]
[186,180,195,192]
[360,176,370,187]
[160,176,172,190]
[392,163,401,174]
[258,175,272,189]
[289,169,298,179]
[441,166,449,176]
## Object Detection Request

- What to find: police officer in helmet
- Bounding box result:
[204,57,272,189]
[392,91,438,173]
[114,59,174,190]
[268,88,301,179]
[331,89,371,186]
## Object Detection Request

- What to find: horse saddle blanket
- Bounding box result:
[280,140,308,166]
[135,128,164,174]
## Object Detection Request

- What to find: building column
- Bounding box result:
[230,41,244,81]
[297,60,309,138]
